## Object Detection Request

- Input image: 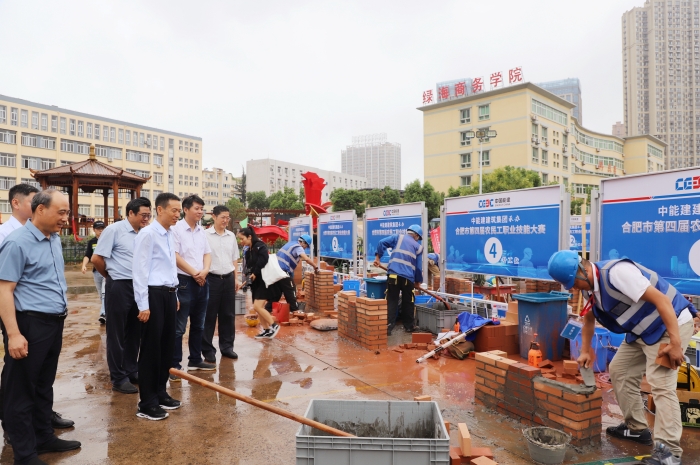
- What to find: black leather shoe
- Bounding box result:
[203,353,216,363]
[51,411,74,429]
[221,350,238,359]
[37,437,81,454]
[24,457,48,465]
[129,373,139,385]
[112,380,138,394]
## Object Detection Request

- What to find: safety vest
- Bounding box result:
[277,242,304,273]
[387,234,423,283]
[428,253,439,269]
[592,259,696,345]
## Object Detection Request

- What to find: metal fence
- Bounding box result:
[63,245,86,264]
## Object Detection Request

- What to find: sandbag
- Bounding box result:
[310,318,338,331]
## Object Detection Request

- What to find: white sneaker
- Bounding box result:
[254,329,272,339]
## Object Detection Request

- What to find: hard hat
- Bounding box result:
[407,224,423,239]
[299,234,313,247]
[547,250,581,290]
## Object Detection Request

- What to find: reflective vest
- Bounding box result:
[276,242,304,273]
[428,253,439,269]
[591,259,696,345]
[387,234,424,283]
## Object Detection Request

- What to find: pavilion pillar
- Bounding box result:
[112,179,119,221]
[136,186,141,198]
[72,178,79,227]
[103,189,109,224]
[40,179,48,189]
[130,190,136,200]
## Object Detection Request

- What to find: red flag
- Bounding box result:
[430,227,440,255]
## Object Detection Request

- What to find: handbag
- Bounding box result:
[261,255,288,287]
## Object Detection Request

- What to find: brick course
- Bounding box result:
[338,292,388,350]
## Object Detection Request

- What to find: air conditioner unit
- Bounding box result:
[596,148,600,152]
[157,182,162,186]
[530,114,538,121]
[564,128,569,134]
[107,158,113,163]
[531,136,536,143]
[156,164,162,168]
[545,141,549,146]
[562,146,567,152]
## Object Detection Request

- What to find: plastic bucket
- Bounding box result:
[523,427,571,465]
[342,279,360,296]
[570,327,611,372]
[415,295,435,304]
[513,292,571,361]
[365,278,388,299]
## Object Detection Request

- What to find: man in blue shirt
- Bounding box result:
[0,189,81,465]
[266,234,318,313]
[132,193,182,421]
[374,225,424,335]
[92,197,151,395]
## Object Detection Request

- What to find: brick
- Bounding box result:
[457,423,471,456]
[485,365,507,377]
[474,361,486,371]
[539,401,563,416]
[495,358,518,370]
[444,420,450,432]
[486,350,507,357]
[538,359,554,369]
[412,333,433,344]
[562,391,588,403]
[534,381,563,397]
[534,390,547,401]
[510,363,542,378]
[470,457,497,465]
[474,384,495,397]
[548,394,587,413]
[562,408,601,422]
[547,412,590,431]
[414,395,432,401]
[466,447,494,460]
[480,371,496,382]
[474,352,500,365]
[450,446,462,465]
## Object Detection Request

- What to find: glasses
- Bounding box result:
[218,216,231,221]
[138,213,152,219]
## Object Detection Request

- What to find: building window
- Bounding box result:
[77,121,84,137]
[60,117,66,134]
[78,205,91,216]
[154,154,163,165]
[51,115,57,132]
[94,124,100,140]
[0,153,16,167]
[110,128,116,143]
[531,99,567,125]
[532,147,539,163]
[160,137,164,150]
[460,175,472,186]
[531,123,538,138]
[0,106,5,124]
[478,104,490,121]
[21,156,55,170]
[563,177,569,187]
[460,108,471,124]
[194,143,199,153]
[103,126,109,141]
[541,150,548,165]
[480,150,490,166]
[541,127,548,144]
[0,200,11,214]
[31,112,39,130]
[0,176,17,190]
[563,156,569,170]
[126,150,149,163]
[460,131,472,146]
[125,130,131,145]
[60,139,90,155]
[146,135,152,148]
[118,129,124,144]
[10,108,18,126]
[87,123,93,138]
[95,145,122,159]
[542,173,549,184]
[40,113,48,131]
[22,133,56,150]
[460,153,471,169]
[139,133,144,148]
[0,130,17,145]
[20,110,28,128]
[69,119,76,136]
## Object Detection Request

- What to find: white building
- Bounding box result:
[201,167,235,209]
[341,133,401,190]
[246,158,367,202]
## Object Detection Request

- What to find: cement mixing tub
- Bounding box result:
[523,426,571,465]
[296,400,450,465]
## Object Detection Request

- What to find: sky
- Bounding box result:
[0,0,644,188]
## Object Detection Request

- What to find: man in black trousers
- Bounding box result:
[92,197,151,394]
[0,189,81,465]
[132,193,182,421]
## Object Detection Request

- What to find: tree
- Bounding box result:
[246,191,269,222]
[446,166,542,198]
[570,186,592,215]
[268,187,304,210]
[298,186,305,205]
[365,186,401,208]
[240,167,247,205]
[330,188,366,217]
[403,180,444,220]
[225,197,248,222]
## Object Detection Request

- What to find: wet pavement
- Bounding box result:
[1,270,699,464]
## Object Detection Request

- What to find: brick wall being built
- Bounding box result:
[474,352,602,447]
[304,270,335,314]
[337,291,388,351]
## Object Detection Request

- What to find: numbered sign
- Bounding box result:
[569,215,590,252]
[318,210,356,261]
[443,185,567,279]
[365,203,425,263]
[288,216,313,259]
[599,168,700,296]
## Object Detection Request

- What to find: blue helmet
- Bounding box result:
[407,224,423,240]
[299,234,313,247]
[547,250,581,289]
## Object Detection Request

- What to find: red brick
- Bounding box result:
[485,365,507,377]
[412,333,433,344]
[534,390,548,401]
[533,382,563,397]
[474,361,486,371]
[562,391,588,403]
[450,446,462,465]
[507,373,534,387]
[509,363,542,378]
[562,408,601,422]
[547,412,590,431]
[589,399,603,409]
[547,394,586,412]
[474,384,496,397]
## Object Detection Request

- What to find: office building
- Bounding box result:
[0,93,202,222]
[612,121,626,138]
[246,158,367,202]
[341,133,401,190]
[418,82,665,195]
[538,78,583,124]
[622,0,700,169]
[201,167,236,208]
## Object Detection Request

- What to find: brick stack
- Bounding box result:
[337,293,388,350]
[525,280,562,293]
[474,352,602,446]
[472,321,518,354]
[445,277,473,295]
[432,275,441,291]
[304,270,335,314]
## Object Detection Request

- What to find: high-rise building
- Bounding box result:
[201,167,235,208]
[341,133,401,190]
[246,159,367,202]
[612,121,626,138]
[0,93,202,223]
[538,78,583,124]
[622,1,699,169]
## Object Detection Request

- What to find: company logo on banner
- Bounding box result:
[444,185,562,279]
[601,169,700,295]
[366,203,424,264]
[318,211,354,260]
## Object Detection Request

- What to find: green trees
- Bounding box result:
[225,197,248,222]
[268,187,304,210]
[447,166,543,198]
[330,189,366,216]
[403,180,444,220]
[365,186,401,208]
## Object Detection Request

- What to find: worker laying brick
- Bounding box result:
[265,234,319,313]
[548,250,697,465]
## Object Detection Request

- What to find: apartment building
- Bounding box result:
[418,82,666,195]
[0,94,202,221]
[340,133,402,190]
[201,167,236,208]
[246,158,367,202]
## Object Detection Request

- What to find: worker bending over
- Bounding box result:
[266,234,318,313]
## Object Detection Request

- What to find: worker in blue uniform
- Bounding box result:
[266,234,318,312]
[374,225,424,335]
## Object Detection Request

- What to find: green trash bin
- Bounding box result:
[512,291,571,361]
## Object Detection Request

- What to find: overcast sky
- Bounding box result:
[0,0,643,188]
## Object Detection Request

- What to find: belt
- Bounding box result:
[149,286,177,292]
[209,272,233,279]
[19,310,68,320]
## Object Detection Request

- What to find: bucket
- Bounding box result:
[415,295,435,304]
[570,327,610,372]
[523,427,571,465]
[342,279,360,296]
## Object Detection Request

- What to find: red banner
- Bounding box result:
[430,227,440,255]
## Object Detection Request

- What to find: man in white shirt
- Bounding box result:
[170,195,214,378]
[548,251,697,465]
[202,205,241,362]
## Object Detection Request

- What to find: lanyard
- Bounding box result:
[581,266,600,317]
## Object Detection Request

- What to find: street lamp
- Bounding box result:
[464,129,497,194]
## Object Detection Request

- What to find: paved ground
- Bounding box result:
[1,270,699,464]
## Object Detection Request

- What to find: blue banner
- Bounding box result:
[366,216,420,263]
[445,205,561,278]
[601,193,700,295]
[319,220,353,259]
[288,220,311,250]
[570,221,590,251]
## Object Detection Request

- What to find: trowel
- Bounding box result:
[580,365,596,387]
